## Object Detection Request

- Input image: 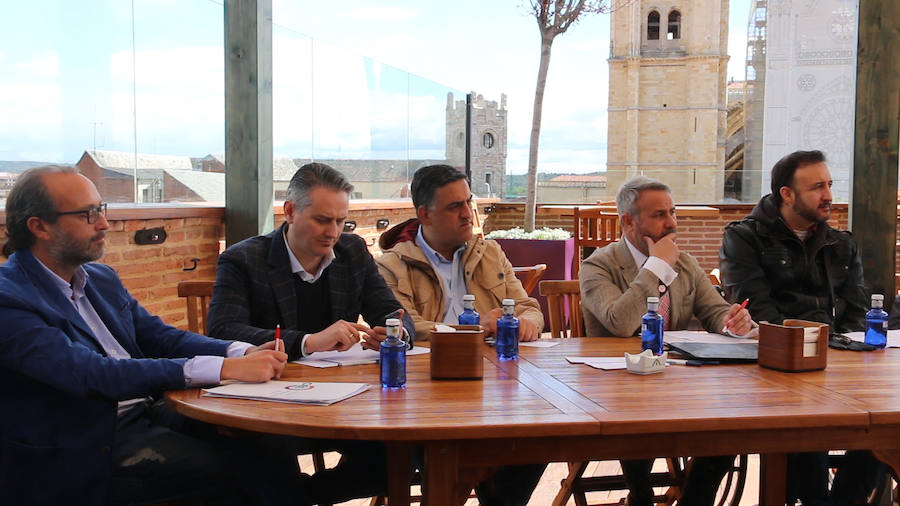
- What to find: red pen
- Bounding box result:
[274,324,282,352]
[723,299,750,331]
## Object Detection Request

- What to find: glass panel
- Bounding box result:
[743,0,859,203]
[0,0,223,204]
[272,20,466,201]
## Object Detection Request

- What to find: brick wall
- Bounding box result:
[483,202,853,272]
[0,209,224,330]
[0,200,458,330]
[0,199,889,333]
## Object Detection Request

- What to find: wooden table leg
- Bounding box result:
[386,442,412,506]
[760,453,787,506]
[423,442,460,505]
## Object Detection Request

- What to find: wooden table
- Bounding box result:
[166,339,896,505]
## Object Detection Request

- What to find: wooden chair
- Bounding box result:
[573,207,622,278]
[176,280,331,503]
[177,280,215,334]
[539,279,584,338]
[513,263,547,295]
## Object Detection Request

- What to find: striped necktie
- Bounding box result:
[658,283,671,330]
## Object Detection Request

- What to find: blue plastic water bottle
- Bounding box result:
[496,298,519,361]
[458,294,480,325]
[380,318,406,388]
[865,294,888,349]
[641,296,664,355]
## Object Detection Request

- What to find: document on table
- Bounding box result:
[202,381,370,406]
[664,330,755,345]
[293,342,430,368]
[520,340,560,348]
[566,356,627,370]
[842,330,900,348]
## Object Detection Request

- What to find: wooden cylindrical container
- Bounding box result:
[758,319,828,372]
[429,325,485,379]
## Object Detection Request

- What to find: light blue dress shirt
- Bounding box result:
[415,226,467,324]
[37,260,251,415]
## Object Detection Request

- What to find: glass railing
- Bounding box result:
[527,168,853,205]
[0,0,475,206]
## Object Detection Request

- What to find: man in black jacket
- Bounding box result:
[720,150,880,506]
[720,150,867,333]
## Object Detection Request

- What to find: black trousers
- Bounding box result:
[621,455,736,506]
[109,400,388,506]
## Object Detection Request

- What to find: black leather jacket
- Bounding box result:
[719,194,867,333]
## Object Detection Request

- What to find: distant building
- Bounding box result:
[727,80,745,107]
[445,92,507,198]
[537,175,610,203]
[606,0,729,202]
[0,172,18,200]
[752,0,858,201]
[75,150,223,203]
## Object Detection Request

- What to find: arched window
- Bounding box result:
[482,132,494,149]
[667,10,681,40]
[647,11,660,40]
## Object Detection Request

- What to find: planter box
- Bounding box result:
[494,237,575,331]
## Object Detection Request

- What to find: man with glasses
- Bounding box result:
[0,165,304,505]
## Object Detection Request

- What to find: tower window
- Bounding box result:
[483,132,494,149]
[485,172,492,185]
[667,10,681,40]
[647,11,660,40]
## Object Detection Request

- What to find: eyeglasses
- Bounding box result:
[55,203,107,224]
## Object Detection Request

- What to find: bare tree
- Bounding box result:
[524,0,608,231]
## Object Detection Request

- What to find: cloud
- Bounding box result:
[15,51,59,79]
[345,6,418,22]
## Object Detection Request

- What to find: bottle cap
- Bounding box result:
[385,318,401,326]
[502,298,515,306]
[463,294,475,301]
[647,296,659,303]
[872,294,884,302]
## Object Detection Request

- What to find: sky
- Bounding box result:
[0,0,750,175]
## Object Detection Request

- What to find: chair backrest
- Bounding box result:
[512,263,547,295]
[471,201,484,238]
[573,207,621,278]
[539,279,584,338]
[177,280,214,335]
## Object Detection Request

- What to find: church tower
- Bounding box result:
[606,0,729,201]
[446,92,507,198]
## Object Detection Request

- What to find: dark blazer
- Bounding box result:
[207,224,414,359]
[0,250,231,505]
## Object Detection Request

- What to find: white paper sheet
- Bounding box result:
[664,330,756,345]
[292,342,430,367]
[842,330,900,348]
[202,381,370,406]
[520,340,561,348]
[566,356,627,370]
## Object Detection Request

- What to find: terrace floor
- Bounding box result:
[301,453,764,506]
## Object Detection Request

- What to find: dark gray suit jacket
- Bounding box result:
[207,223,414,359]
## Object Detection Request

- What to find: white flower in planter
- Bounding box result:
[485,227,571,240]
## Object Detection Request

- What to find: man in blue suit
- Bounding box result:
[0,165,295,505]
